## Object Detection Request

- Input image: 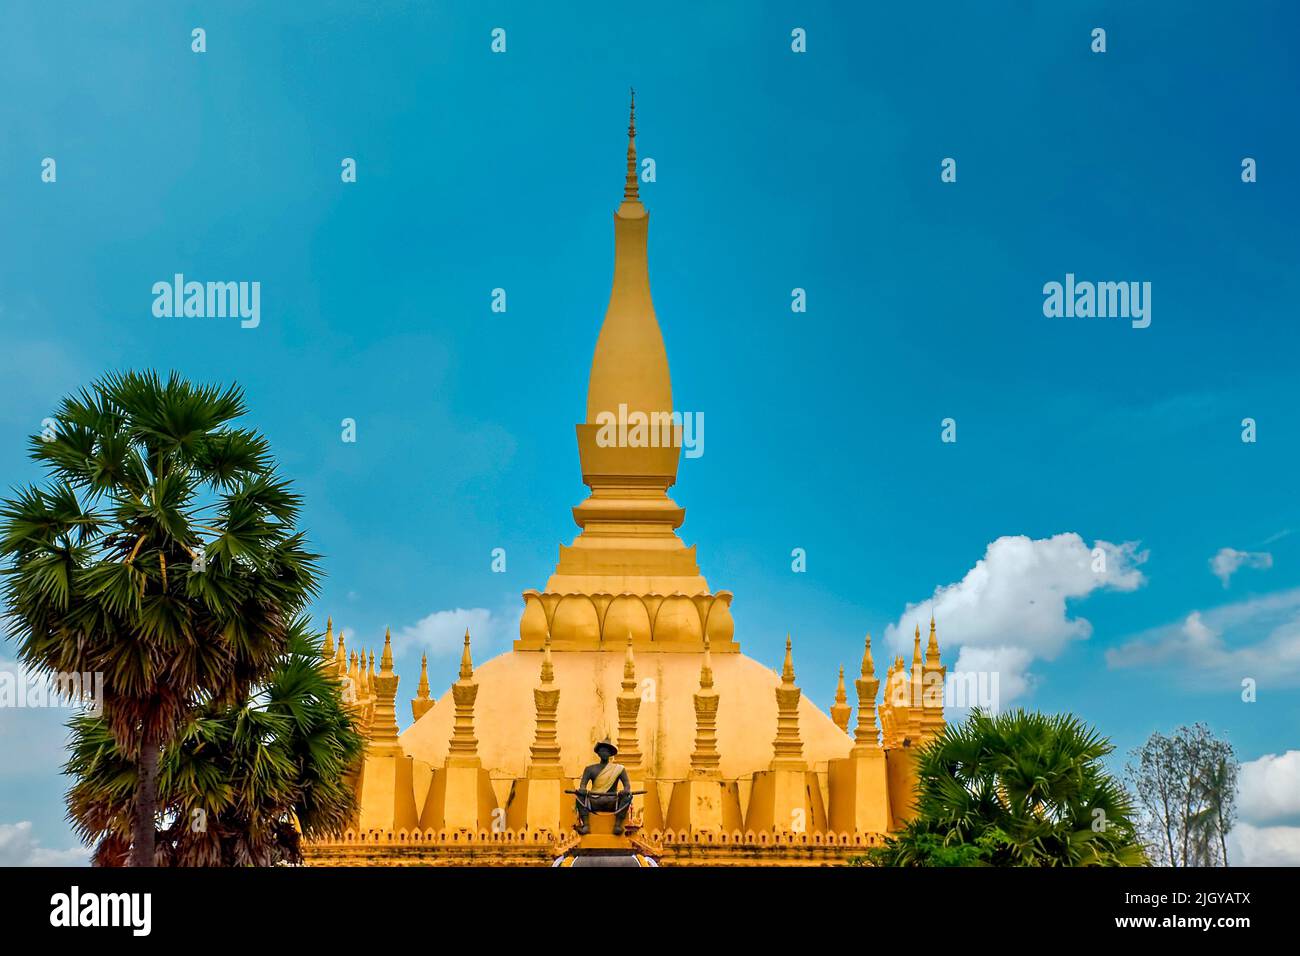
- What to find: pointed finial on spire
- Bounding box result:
[699,634,714,690]
[411,651,434,722]
[380,627,394,673]
[459,629,474,680]
[862,633,875,677]
[781,634,796,684]
[624,632,636,681]
[623,86,640,203]
[368,648,376,680]
[323,617,335,659]
[927,616,941,661]
[913,624,923,664]
[540,628,555,684]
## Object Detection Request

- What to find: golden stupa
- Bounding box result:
[306,95,946,866]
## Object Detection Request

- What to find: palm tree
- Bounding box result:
[866,709,1146,866]
[1,371,319,865]
[1189,757,1237,866]
[64,619,363,866]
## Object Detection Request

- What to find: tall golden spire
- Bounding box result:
[615,634,644,769]
[545,90,707,602]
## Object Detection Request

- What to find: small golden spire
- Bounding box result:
[411,652,434,722]
[771,635,805,769]
[690,635,721,776]
[781,633,795,684]
[623,86,639,203]
[616,632,643,770]
[336,631,347,672]
[369,633,402,755]
[322,617,335,659]
[831,664,851,733]
[529,629,562,770]
[852,634,882,752]
[448,631,480,764]
[459,629,474,680]
[926,616,941,663]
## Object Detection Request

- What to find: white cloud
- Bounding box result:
[1106,588,1300,687]
[395,607,506,657]
[1238,750,1300,826]
[0,821,88,867]
[1227,750,1300,865]
[884,534,1147,706]
[1210,547,1272,587]
[1227,823,1300,866]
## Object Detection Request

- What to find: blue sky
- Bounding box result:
[2,1,1299,863]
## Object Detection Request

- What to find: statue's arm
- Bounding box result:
[578,766,595,791]
[618,768,631,791]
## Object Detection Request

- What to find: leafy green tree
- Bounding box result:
[865,709,1146,866]
[1126,724,1237,866]
[65,621,362,866]
[1,371,322,865]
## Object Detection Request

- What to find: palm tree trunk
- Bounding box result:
[130,732,159,867]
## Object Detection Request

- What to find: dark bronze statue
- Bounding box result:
[573,738,632,835]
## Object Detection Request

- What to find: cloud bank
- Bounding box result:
[885,533,1147,706]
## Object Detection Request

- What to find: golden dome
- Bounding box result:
[399,649,853,783]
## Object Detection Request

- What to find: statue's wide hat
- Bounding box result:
[594,737,618,757]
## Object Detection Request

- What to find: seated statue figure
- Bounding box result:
[574,738,631,835]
